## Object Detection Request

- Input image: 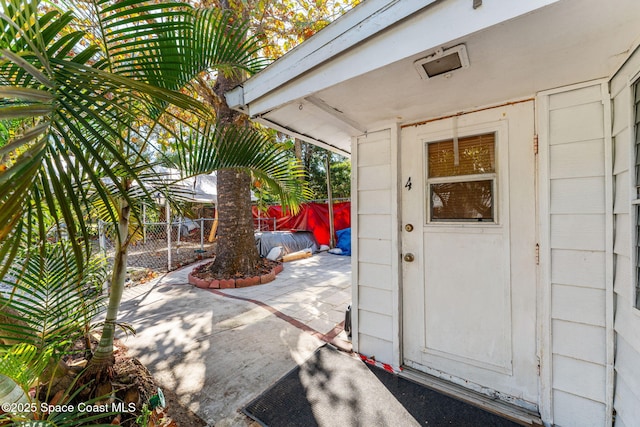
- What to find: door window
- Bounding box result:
[426,133,496,222]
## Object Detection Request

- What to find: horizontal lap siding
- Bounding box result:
[355,130,395,363]
[610,50,640,427]
[552,320,606,365]
[614,335,640,422]
[547,84,607,426]
[550,249,605,288]
[552,390,606,427]
[552,355,606,403]
[614,376,640,427]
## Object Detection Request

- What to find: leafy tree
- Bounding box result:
[191,0,357,276]
[0,0,305,391]
[293,141,351,200]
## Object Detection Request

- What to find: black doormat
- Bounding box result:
[243,345,523,427]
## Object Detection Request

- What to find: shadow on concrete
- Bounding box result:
[244,345,523,427]
[117,266,329,425]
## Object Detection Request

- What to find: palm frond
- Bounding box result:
[0,343,117,425]
[0,241,107,352]
[95,2,267,89]
[171,122,310,214]
[0,1,218,275]
[0,343,51,390]
[0,343,52,417]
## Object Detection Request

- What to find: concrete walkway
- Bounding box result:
[118,252,351,426]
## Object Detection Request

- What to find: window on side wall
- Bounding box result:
[426,132,496,223]
[633,80,640,309]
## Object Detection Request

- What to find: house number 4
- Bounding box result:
[405,177,412,191]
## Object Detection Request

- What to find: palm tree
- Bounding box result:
[0,0,306,385]
[199,0,277,278]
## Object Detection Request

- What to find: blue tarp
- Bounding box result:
[334,228,351,256]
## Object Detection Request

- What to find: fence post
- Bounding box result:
[326,152,336,248]
[272,217,276,231]
[98,219,106,253]
[200,218,204,251]
[176,217,182,253]
[166,199,171,270]
[142,204,147,244]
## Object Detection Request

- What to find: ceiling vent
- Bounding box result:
[414,44,469,79]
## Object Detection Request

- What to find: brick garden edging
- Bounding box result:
[188,263,284,289]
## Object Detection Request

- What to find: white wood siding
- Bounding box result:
[610,48,640,427]
[541,83,610,426]
[353,129,399,364]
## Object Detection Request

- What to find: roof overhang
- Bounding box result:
[227,0,640,155]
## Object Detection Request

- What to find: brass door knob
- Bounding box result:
[405,224,414,232]
[403,253,415,262]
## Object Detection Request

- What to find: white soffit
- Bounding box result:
[258,99,356,155]
[240,0,439,107]
[230,0,640,154]
[314,0,640,132]
[240,0,559,116]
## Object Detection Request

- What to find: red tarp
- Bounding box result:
[252,202,351,246]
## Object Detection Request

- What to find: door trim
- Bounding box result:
[400,98,535,129]
[399,99,539,411]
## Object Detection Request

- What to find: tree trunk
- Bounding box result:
[86,197,130,378]
[304,141,314,172]
[210,168,259,274]
[203,63,261,276]
[294,138,302,162]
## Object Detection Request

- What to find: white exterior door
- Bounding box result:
[401,101,538,409]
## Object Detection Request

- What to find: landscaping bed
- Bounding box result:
[111,340,207,427]
[188,258,283,289]
[50,339,207,427]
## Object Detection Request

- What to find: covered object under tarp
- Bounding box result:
[102,166,219,204]
[254,231,319,258]
[149,166,219,204]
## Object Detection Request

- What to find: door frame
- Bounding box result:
[397,98,541,413]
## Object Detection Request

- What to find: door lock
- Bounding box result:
[403,253,415,262]
[405,224,414,232]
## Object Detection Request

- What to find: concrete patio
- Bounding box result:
[117,252,352,426]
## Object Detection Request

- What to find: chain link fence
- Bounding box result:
[95,218,217,272]
[253,216,277,232]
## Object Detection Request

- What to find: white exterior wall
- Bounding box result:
[538,83,611,426]
[610,47,640,427]
[352,129,400,366]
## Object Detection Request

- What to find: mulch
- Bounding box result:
[191,257,280,281]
